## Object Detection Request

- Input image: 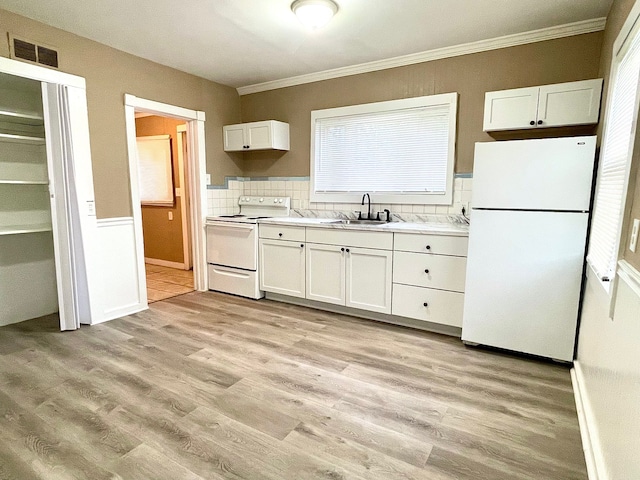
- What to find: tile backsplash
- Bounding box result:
[207,176,472,220]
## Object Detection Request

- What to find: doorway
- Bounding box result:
[124,95,208,310]
[134,114,194,302]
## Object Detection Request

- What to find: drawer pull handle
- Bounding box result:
[426,245,431,250]
[529,120,535,126]
[279,233,283,237]
[423,302,429,307]
[300,244,304,248]
[346,248,350,253]
[424,269,430,274]
[341,247,345,252]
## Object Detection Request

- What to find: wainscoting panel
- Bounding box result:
[573,261,640,479]
[96,217,147,323]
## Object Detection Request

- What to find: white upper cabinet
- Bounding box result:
[483,79,603,132]
[223,120,289,152]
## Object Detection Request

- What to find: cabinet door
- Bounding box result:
[346,247,392,314]
[306,243,345,305]
[246,122,272,150]
[537,79,603,128]
[259,239,305,298]
[483,87,539,131]
[223,124,246,151]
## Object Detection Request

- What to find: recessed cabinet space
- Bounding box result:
[223,120,290,152]
[305,228,393,314]
[392,233,468,328]
[483,79,603,132]
[0,71,57,327]
[259,225,306,298]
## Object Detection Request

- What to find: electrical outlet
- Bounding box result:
[168,211,173,221]
[630,218,640,253]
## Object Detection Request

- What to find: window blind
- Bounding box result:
[588,22,640,281]
[314,104,451,194]
[136,135,174,206]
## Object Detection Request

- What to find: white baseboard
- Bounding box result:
[571,361,605,480]
[144,257,186,269]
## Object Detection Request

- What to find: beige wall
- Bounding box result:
[240,33,603,177]
[0,8,243,218]
[135,116,186,264]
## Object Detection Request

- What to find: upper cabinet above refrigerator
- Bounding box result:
[483,79,603,132]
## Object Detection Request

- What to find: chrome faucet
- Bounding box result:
[361,193,371,220]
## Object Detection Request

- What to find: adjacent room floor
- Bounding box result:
[0,292,587,479]
[145,263,194,303]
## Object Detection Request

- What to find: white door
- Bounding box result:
[483,86,539,131]
[223,124,246,151]
[306,243,345,305]
[346,247,392,314]
[472,136,596,211]
[462,210,589,361]
[538,79,603,127]
[206,222,257,270]
[259,239,305,298]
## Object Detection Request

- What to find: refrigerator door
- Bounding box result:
[462,210,588,361]
[472,136,596,211]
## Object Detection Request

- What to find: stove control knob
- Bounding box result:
[259,198,264,202]
[274,198,278,203]
[279,199,283,203]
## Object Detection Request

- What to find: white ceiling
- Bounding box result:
[0,0,613,89]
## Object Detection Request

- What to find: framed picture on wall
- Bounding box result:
[136,134,174,206]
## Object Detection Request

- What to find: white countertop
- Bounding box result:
[258,217,469,236]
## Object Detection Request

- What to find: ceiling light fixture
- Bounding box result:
[291,0,339,30]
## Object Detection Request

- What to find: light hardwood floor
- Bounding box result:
[0,292,586,479]
[146,263,194,303]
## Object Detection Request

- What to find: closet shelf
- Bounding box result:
[0,132,45,145]
[0,179,48,185]
[0,109,44,126]
[0,223,52,236]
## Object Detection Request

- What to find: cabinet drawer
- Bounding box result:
[306,227,393,250]
[259,224,305,242]
[393,251,466,292]
[392,284,464,328]
[394,233,468,257]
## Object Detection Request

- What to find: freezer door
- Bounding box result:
[462,210,588,361]
[472,136,596,211]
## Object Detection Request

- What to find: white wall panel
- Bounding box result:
[96,217,146,323]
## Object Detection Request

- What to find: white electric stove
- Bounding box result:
[206,196,290,298]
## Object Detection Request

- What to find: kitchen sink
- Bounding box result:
[336,219,388,225]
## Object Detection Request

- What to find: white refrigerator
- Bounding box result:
[461,136,596,362]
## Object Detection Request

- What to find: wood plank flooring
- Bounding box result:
[0,291,587,479]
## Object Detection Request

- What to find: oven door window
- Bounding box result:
[206,222,257,271]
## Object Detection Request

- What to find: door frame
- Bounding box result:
[176,124,192,270]
[124,95,207,300]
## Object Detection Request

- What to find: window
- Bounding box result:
[136,135,174,206]
[587,13,640,287]
[310,93,457,204]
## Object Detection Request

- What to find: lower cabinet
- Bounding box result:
[258,224,468,332]
[345,247,392,314]
[392,283,465,328]
[259,238,306,298]
[306,243,392,314]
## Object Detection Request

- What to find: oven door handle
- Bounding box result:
[207,222,255,230]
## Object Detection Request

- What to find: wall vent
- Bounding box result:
[8,35,59,69]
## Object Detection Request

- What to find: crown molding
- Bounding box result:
[237,17,606,96]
